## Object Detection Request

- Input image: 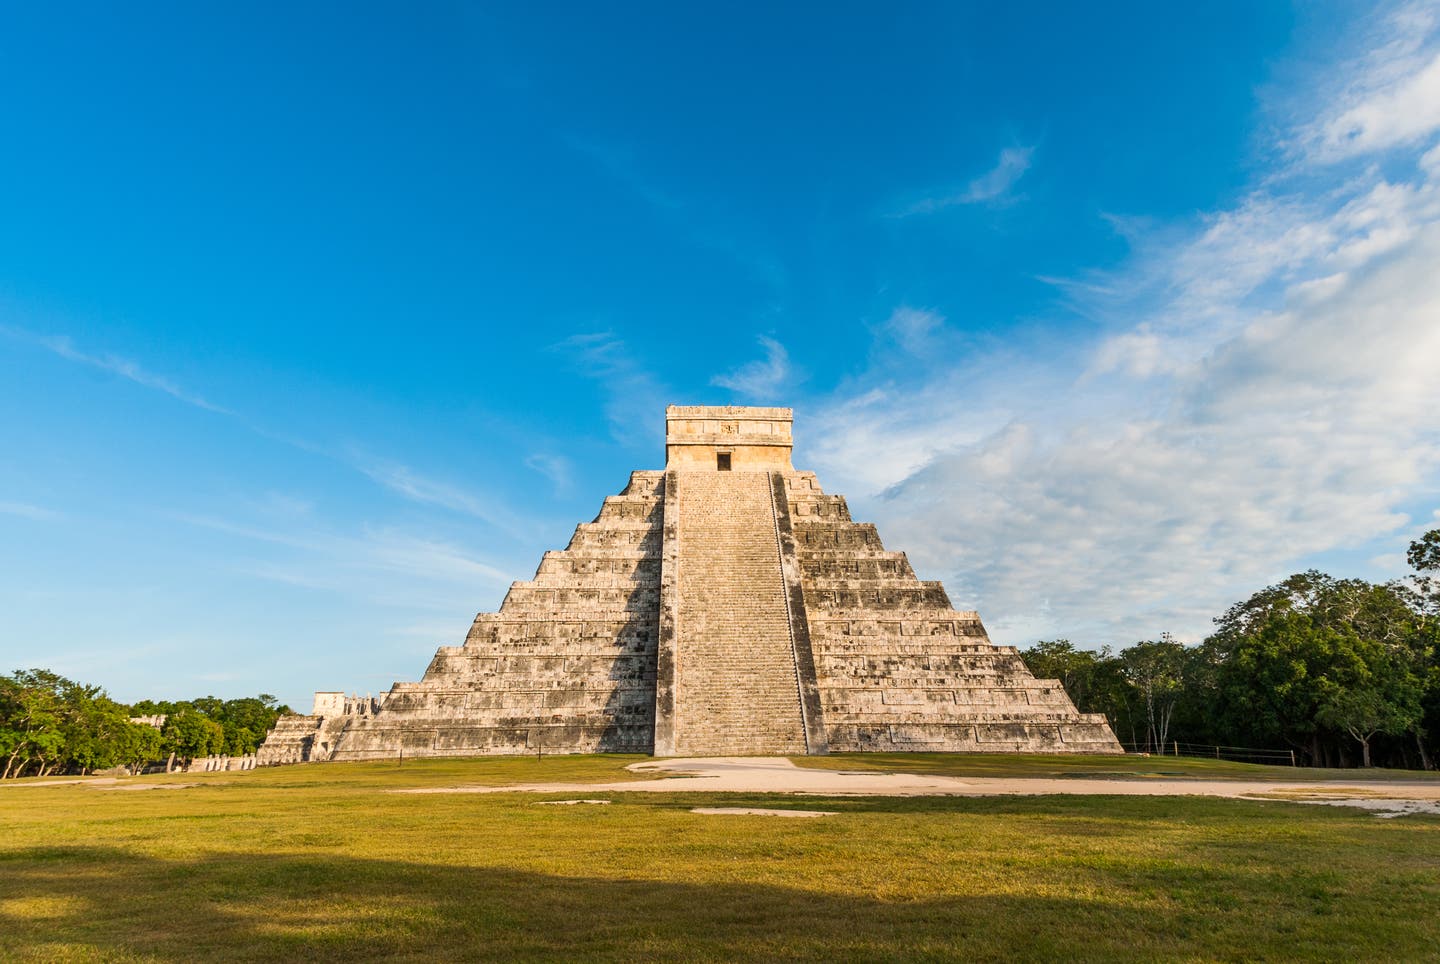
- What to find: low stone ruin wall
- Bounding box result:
[184,754,258,773]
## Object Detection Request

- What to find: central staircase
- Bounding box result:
[673,470,807,754]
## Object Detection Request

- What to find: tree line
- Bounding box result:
[1023,528,1440,769]
[0,671,289,779]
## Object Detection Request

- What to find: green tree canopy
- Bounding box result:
[160,709,226,762]
[2,669,167,777]
[1118,636,1189,753]
[1019,640,1142,746]
[1206,572,1431,765]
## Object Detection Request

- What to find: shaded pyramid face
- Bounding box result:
[258,406,1120,763]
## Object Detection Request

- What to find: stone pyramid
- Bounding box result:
[258,406,1120,763]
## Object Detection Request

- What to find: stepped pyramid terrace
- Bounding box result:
[257,406,1121,762]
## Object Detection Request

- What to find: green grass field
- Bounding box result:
[2,755,1438,961]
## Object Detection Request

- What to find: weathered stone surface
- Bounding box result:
[258,406,1121,762]
[784,470,1119,753]
[666,469,806,755]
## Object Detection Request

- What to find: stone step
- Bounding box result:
[671,470,808,756]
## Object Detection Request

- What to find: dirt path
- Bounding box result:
[396,757,1440,816]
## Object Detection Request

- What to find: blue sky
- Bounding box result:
[3,2,1440,710]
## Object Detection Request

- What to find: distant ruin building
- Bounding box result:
[257,405,1120,762]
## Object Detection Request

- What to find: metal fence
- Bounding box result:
[1122,741,1296,765]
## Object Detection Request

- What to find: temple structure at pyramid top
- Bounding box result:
[663,404,795,471]
[258,405,1121,763]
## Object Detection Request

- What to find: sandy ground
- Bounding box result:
[9,759,1439,816]
[0,777,199,791]
[397,757,1440,816]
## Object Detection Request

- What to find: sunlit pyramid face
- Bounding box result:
[259,406,1120,765]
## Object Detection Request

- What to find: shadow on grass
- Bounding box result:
[4,845,1054,962]
[0,841,1434,962]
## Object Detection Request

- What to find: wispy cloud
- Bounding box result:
[879,307,945,356]
[3,323,540,539]
[1293,2,1440,162]
[175,512,515,609]
[553,331,669,450]
[351,456,531,539]
[2,326,232,415]
[963,146,1036,203]
[896,146,1035,216]
[524,453,574,497]
[0,500,61,521]
[814,7,1440,648]
[710,336,794,401]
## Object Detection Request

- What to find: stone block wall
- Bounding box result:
[256,714,347,765]
[313,471,665,760]
[784,472,1121,754]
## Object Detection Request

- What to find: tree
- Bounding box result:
[161,709,226,764]
[1401,527,1440,768]
[1087,655,1145,746]
[129,698,177,717]
[1220,614,1374,762]
[1205,572,1432,767]
[1211,571,1421,653]
[1119,636,1188,754]
[1,670,69,778]
[208,694,288,755]
[1317,676,1420,768]
[1021,640,1100,708]
[1020,641,1143,745]
[110,718,164,773]
[1408,528,1440,575]
[136,694,289,759]
[0,672,296,777]
[0,670,178,777]
[60,693,131,774]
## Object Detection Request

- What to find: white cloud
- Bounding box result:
[1298,4,1440,162]
[1317,52,1440,159]
[811,11,1440,648]
[553,331,669,450]
[880,307,945,356]
[176,512,515,611]
[0,500,60,521]
[1,326,231,414]
[711,336,793,400]
[964,146,1035,202]
[898,146,1035,215]
[352,456,530,539]
[5,320,545,549]
[524,453,574,496]
[805,382,1006,496]
[879,227,1440,642]
[1422,139,1440,173]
